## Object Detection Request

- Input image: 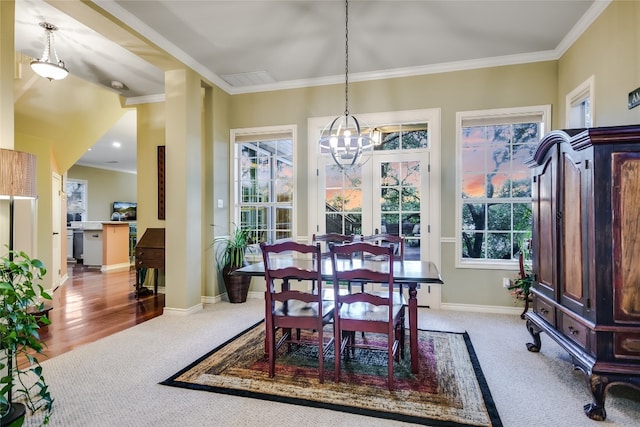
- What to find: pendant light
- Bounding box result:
[30,22,69,81]
[318,0,375,169]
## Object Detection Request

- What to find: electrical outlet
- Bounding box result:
[503,277,512,288]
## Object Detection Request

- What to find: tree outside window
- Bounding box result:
[459,109,546,263]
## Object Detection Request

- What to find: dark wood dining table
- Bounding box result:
[234,257,444,374]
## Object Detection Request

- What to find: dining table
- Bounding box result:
[233,257,444,374]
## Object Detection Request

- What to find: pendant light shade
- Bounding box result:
[30,22,69,81]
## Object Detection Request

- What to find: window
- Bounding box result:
[456,106,550,267]
[66,179,87,221]
[566,76,594,128]
[232,126,295,244]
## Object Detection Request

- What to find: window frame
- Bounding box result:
[566,75,595,128]
[230,125,297,244]
[66,178,88,222]
[455,105,551,269]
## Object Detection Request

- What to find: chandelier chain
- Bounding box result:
[344,0,349,117]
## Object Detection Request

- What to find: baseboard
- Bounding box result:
[163,303,203,316]
[440,302,525,315]
[202,294,224,304]
[201,292,526,317]
[247,290,263,300]
[100,262,131,273]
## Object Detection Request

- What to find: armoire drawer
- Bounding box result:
[561,313,588,348]
[614,332,640,360]
[534,297,555,325]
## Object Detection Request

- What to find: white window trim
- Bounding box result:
[566,75,595,128]
[455,104,551,270]
[307,108,441,271]
[66,178,88,222]
[230,124,297,240]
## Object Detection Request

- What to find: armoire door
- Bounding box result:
[558,145,585,315]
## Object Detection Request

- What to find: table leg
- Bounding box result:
[409,283,419,374]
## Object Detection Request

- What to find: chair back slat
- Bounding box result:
[329,242,395,302]
[312,233,355,256]
[361,233,405,260]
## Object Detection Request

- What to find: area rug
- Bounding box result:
[161,321,501,426]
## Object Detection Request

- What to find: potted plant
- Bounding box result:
[1,250,54,426]
[508,247,533,319]
[214,225,254,303]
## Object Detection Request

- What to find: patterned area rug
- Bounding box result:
[161,322,501,426]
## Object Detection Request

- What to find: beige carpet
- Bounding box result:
[20,300,640,426]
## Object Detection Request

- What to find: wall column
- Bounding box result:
[164,68,203,311]
[0,0,14,150]
[0,1,15,252]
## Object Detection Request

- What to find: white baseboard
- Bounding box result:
[100,262,131,273]
[440,302,525,315]
[202,294,224,304]
[247,290,263,300]
[202,291,263,304]
[163,303,203,316]
[202,292,526,317]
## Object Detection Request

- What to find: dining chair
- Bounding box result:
[311,232,355,256]
[311,233,355,292]
[329,241,406,390]
[357,233,405,295]
[261,241,335,383]
[362,232,405,260]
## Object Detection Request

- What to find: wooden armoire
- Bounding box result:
[526,125,640,421]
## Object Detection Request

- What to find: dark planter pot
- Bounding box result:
[1,402,26,427]
[222,265,251,303]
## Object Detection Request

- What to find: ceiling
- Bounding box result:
[13,0,606,174]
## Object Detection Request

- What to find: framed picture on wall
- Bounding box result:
[158,145,165,219]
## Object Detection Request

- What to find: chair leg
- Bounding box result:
[318,328,324,384]
[268,328,276,378]
[334,322,342,383]
[388,335,394,391]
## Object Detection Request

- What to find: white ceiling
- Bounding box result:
[14,0,606,173]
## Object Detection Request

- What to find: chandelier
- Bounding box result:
[30,22,69,81]
[319,0,375,169]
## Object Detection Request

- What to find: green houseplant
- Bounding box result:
[508,245,533,319]
[1,250,54,426]
[214,225,254,303]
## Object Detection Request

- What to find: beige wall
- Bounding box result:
[228,61,558,307]
[559,0,640,127]
[136,102,166,237]
[68,165,137,221]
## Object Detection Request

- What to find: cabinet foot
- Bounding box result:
[583,374,608,421]
[525,318,542,352]
[583,403,606,421]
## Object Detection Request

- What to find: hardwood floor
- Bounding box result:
[22,264,164,367]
